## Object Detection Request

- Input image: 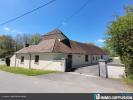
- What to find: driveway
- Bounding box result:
[74,64,99,76]
[0,70,132,93]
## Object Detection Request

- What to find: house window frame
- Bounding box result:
[21,56,24,64]
[93,56,94,61]
[96,56,97,61]
[101,55,103,59]
[85,55,88,62]
[35,55,39,64]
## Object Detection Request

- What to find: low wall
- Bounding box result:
[107,64,125,79]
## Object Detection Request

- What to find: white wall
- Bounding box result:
[10,53,66,72]
[10,55,16,67]
[107,65,125,79]
[10,53,109,71]
[30,53,65,71]
[72,54,102,68]
[103,55,109,61]
[16,54,30,69]
[72,54,85,67]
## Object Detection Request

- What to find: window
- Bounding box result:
[21,56,24,63]
[85,55,88,62]
[101,55,103,59]
[93,56,95,61]
[35,55,39,63]
[96,56,97,60]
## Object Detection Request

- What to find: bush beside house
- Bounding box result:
[106,6,133,80]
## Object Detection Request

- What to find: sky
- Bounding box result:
[0,0,132,47]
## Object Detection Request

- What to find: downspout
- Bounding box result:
[29,53,32,69]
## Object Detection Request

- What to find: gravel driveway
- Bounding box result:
[74,65,99,76]
[0,70,132,93]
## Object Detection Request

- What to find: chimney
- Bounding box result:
[25,43,29,47]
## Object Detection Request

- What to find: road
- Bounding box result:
[0,70,132,93]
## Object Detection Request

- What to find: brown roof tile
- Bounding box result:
[52,40,106,55]
[16,39,56,53]
[42,29,68,40]
[16,29,107,55]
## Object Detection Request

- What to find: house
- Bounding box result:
[10,29,108,72]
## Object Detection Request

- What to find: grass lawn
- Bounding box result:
[123,77,133,86]
[0,65,58,76]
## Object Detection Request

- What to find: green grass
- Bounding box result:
[0,65,58,76]
[123,77,133,86]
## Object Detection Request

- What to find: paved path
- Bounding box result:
[74,65,99,76]
[0,71,132,93]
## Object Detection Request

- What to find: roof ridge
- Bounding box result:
[51,38,58,53]
[42,29,69,40]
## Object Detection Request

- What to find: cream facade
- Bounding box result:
[10,53,66,71]
[10,53,108,72]
[107,65,125,79]
[72,54,108,67]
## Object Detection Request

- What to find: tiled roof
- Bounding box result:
[16,29,107,55]
[42,29,68,40]
[52,40,107,55]
[16,39,56,53]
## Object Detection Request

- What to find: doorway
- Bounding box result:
[65,55,72,72]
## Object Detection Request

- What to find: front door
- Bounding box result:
[66,55,72,72]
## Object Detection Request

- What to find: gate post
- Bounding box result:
[61,58,66,72]
[98,59,108,78]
